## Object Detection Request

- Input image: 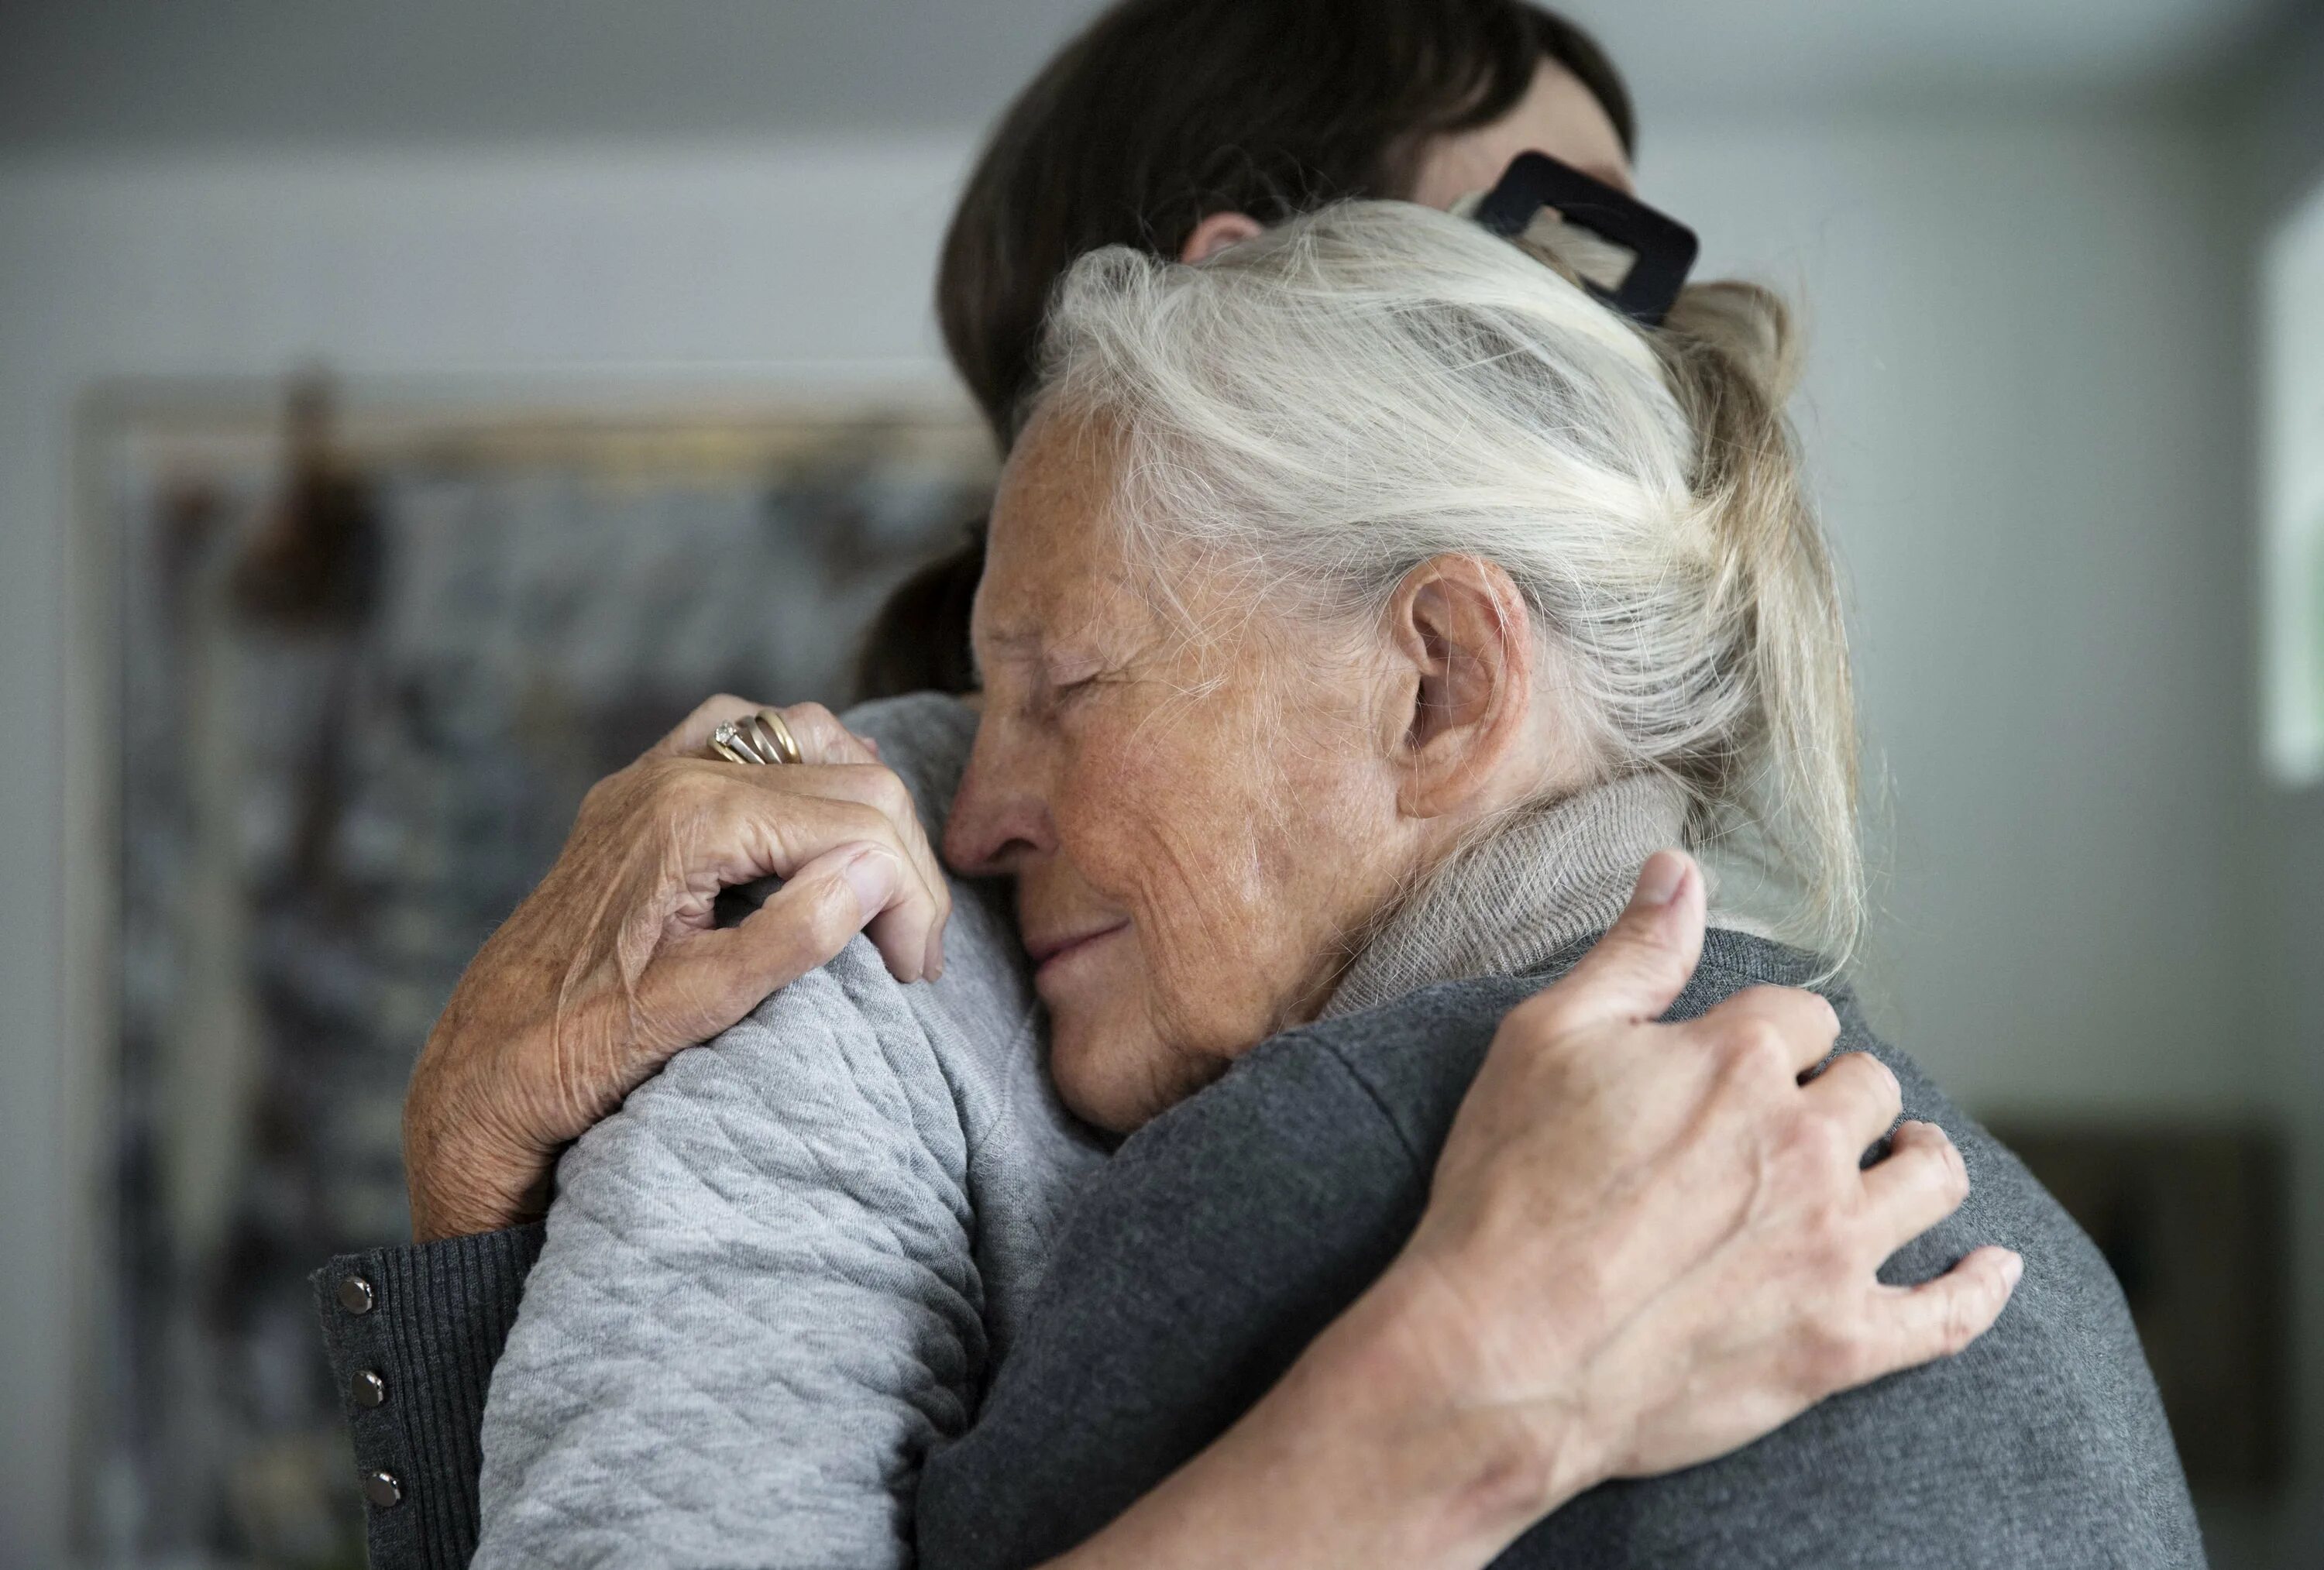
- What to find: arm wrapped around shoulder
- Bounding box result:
[473,937,985,1570]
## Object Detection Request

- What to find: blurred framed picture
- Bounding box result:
[70,375,993,1564]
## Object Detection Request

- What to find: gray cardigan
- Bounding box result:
[915,930,2205,1570]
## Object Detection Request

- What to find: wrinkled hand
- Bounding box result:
[1373,849,2020,1537]
[402,696,951,1241]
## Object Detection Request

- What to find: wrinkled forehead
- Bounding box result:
[974,408,1142,658]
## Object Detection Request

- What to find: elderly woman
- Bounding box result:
[466,198,2195,1570]
[908,203,2199,1568]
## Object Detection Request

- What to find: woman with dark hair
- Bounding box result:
[325,6,2054,1568]
[865,0,1637,697]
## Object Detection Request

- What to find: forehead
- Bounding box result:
[975,411,1141,653]
[1407,57,1633,208]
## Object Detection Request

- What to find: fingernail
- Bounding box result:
[2001,1252,2023,1287]
[841,846,897,917]
[1633,850,1686,908]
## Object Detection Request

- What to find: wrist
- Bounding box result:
[402,1036,555,1242]
[1329,1254,1610,1550]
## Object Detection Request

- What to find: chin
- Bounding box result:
[1047,1010,1157,1134]
[1047,1001,1234,1135]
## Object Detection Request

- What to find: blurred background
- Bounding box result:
[2,1,2322,1565]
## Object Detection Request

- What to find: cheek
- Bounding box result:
[1053,688,1368,1050]
[1055,708,1274,943]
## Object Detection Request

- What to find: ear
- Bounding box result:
[1380,555,1540,820]
[1180,211,1265,263]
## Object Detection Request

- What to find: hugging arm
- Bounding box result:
[470,941,990,1568]
[921,854,2020,1570]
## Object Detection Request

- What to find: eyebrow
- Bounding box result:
[975,626,1044,659]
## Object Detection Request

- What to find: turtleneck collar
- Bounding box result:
[1321,771,1691,1020]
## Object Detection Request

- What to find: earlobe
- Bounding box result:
[1180,211,1266,264]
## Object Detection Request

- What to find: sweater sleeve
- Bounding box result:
[311,1221,546,1570]
[472,936,987,1570]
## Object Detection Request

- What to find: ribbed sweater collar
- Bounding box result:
[1321,772,1690,1020]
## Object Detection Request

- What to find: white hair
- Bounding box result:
[1033,199,1862,965]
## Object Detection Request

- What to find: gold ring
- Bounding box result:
[751,709,805,766]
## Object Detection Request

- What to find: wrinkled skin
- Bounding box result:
[402,698,947,1240]
[942,414,1435,1129]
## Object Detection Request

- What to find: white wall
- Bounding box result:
[2243,5,2324,1557]
[1650,113,2254,1115]
[0,111,2269,1560]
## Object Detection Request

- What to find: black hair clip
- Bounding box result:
[1470,152,1698,328]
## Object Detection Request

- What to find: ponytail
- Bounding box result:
[1653,282,1862,966]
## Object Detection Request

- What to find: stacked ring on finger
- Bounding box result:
[710,709,805,767]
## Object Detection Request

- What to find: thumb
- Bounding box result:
[644,843,901,1040]
[1531,849,1706,1032]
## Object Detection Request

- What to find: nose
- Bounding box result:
[943,716,1056,878]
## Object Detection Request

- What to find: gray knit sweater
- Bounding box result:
[914,812,2205,1570]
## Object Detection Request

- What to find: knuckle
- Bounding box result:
[1934,1132,1971,1202]
[1841,1049,1891,1091]
[645,758,720,812]
[578,771,622,816]
[1798,1190,1852,1245]
[1782,1108,1852,1171]
[787,701,839,741]
[1721,1018,1790,1079]
[681,692,744,730]
[1867,1054,1902,1104]
[1941,1287,1984,1355]
[869,766,915,820]
[1793,1316,1868,1393]
[838,798,893,843]
[792,869,861,946]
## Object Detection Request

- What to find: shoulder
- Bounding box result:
[842,691,977,829]
[1500,930,2202,1568]
[918,994,1441,1568]
[558,938,995,1254]
[479,948,989,1567]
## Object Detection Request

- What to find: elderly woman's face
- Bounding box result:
[944,416,1415,1132]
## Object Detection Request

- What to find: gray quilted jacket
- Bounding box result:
[469,694,1106,1568]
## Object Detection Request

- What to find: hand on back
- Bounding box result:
[1384,850,2018,1526]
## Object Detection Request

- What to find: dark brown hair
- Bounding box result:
[857,0,1634,699]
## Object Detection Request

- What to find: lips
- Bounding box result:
[1025,920,1129,970]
